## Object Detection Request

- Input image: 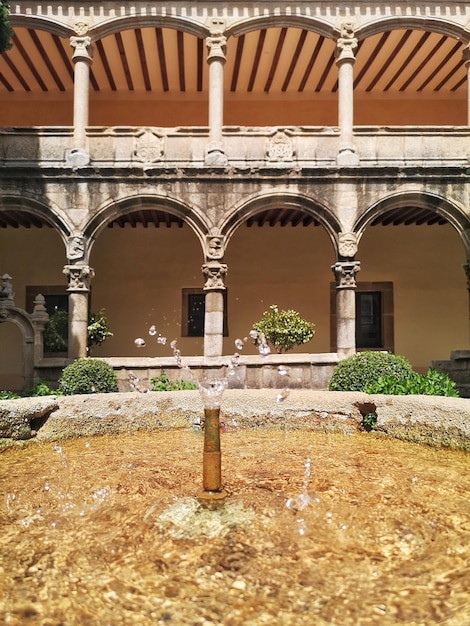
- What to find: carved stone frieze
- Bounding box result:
[63,265,94,292]
[332,261,361,289]
[67,236,86,262]
[133,130,165,163]
[338,232,358,258]
[266,131,295,162]
[206,235,225,261]
[202,262,227,290]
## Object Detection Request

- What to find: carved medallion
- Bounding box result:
[134,130,165,163]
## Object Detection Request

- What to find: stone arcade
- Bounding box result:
[1,1,470,392]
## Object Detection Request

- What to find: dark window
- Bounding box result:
[26,286,68,315]
[182,288,228,337]
[187,292,206,337]
[356,291,382,348]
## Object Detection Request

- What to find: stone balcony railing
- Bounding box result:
[0,126,469,169]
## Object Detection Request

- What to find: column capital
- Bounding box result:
[335,22,358,63]
[63,264,94,292]
[70,36,93,63]
[206,35,227,63]
[202,262,227,290]
[332,261,361,289]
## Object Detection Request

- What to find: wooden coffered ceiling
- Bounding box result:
[0,22,464,229]
[0,26,465,97]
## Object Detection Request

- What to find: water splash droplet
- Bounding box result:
[149,325,157,336]
[170,339,178,350]
[231,353,240,368]
[157,335,167,345]
[134,337,146,348]
[278,365,290,376]
[234,338,244,351]
[277,389,290,402]
[249,330,258,340]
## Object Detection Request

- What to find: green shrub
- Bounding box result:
[44,308,113,353]
[44,309,68,353]
[59,358,118,395]
[29,381,58,397]
[150,372,197,392]
[328,351,413,392]
[366,368,459,397]
[251,304,315,353]
[0,390,20,400]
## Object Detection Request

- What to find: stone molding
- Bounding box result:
[63,264,95,292]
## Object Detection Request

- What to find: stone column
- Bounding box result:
[464,45,470,126]
[205,35,228,166]
[335,23,359,166]
[332,260,360,357]
[68,36,93,166]
[202,236,227,357]
[63,264,94,359]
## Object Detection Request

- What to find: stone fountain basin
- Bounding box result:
[1,390,469,451]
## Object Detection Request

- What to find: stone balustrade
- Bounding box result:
[1,126,469,168]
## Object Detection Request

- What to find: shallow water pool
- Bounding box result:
[1,430,469,625]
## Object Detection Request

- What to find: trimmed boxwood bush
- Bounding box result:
[328,351,414,392]
[59,358,118,395]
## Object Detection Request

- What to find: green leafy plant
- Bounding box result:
[366,368,459,397]
[328,351,414,392]
[29,381,57,397]
[44,308,113,353]
[59,358,118,395]
[362,412,378,431]
[0,1,13,54]
[150,372,197,392]
[87,309,113,349]
[0,390,20,400]
[251,305,315,353]
[44,309,68,353]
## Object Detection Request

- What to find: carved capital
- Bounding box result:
[332,261,361,289]
[202,262,227,290]
[70,36,93,63]
[338,232,358,258]
[67,235,86,262]
[63,264,94,292]
[206,36,227,62]
[336,23,358,62]
[206,235,225,261]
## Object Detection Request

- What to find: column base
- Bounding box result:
[205,149,228,166]
[336,149,359,166]
[66,149,90,167]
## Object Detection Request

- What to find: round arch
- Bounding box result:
[354,191,470,253]
[226,15,336,39]
[356,16,469,42]
[8,14,73,38]
[0,195,72,245]
[0,307,35,390]
[84,194,211,260]
[221,191,342,257]
[90,15,210,42]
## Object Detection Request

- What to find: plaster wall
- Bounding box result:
[0,222,467,388]
[0,96,465,127]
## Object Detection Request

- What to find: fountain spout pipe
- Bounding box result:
[198,406,228,507]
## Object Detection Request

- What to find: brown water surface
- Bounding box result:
[1,430,469,625]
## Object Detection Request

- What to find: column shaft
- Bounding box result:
[206,36,227,165]
[204,290,224,357]
[68,291,89,359]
